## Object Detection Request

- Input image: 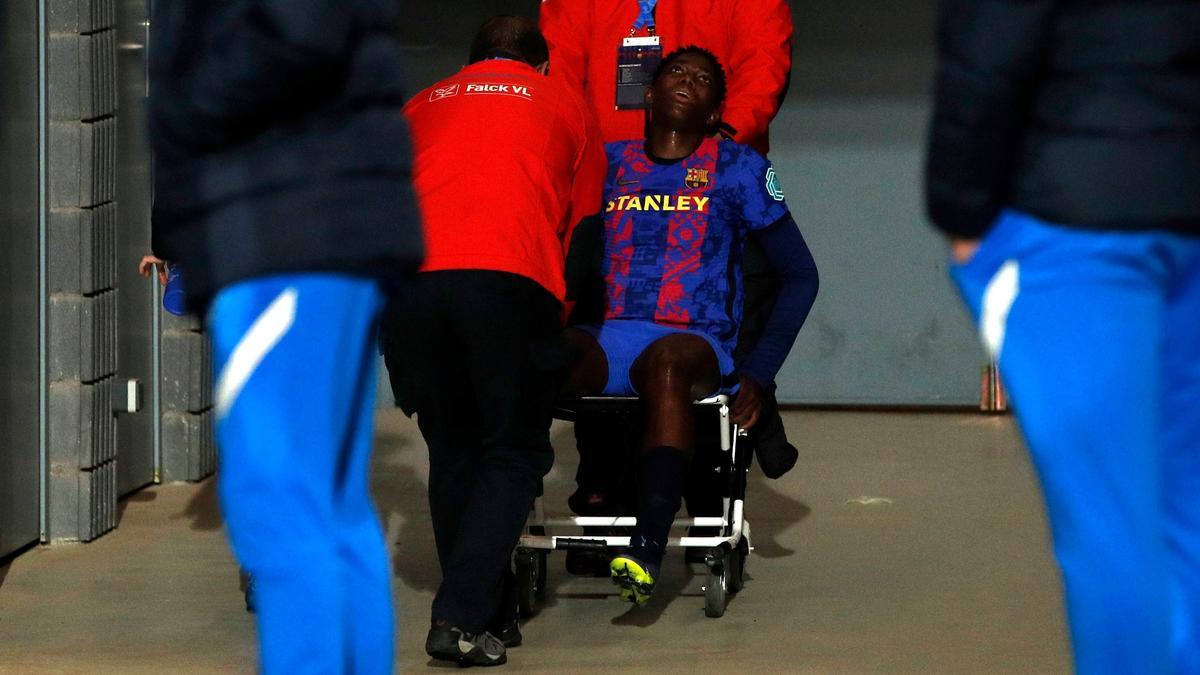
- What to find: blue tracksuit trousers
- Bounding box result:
[209,274,393,675]
[951,210,1200,674]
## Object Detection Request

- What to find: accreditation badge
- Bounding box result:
[615,35,662,110]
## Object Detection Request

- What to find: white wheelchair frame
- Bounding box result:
[515,394,752,618]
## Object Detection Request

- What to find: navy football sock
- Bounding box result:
[633,447,688,566]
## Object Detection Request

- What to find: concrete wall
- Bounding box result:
[0,0,46,557]
[776,1,985,405]
[45,0,122,542]
[0,0,213,551]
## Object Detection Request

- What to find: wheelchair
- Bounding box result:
[514,393,753,618]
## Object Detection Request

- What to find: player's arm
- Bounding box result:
[726,148,816,428]
[740,214,818,390]
[721,0,793,146]
[730,213,817,429]
[153,0,376,151]
[925,0,1059,239]
[539,0,590,94]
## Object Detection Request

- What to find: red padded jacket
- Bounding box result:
[403,60,606,302]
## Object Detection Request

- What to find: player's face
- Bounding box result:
[647,53,721,129]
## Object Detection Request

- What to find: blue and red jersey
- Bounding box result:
[601,137,789,355]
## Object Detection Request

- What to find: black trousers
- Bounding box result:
[382,270,563,632]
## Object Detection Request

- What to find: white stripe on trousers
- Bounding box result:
[215,287,298,420]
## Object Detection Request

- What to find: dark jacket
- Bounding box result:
[149,0,423,305]
[926,0,1200,239]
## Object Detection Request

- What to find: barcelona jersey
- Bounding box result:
[601,137,789,356]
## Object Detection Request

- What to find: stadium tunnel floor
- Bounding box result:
[0,410,1070,673]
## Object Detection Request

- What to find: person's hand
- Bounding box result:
[139,255,169,285]
[730,374,765,430]
[950,237,981,264]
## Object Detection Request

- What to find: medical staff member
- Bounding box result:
[383,16,605,668]
[927,1,1200,672]
[148,1,423,672]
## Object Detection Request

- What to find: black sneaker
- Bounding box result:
[426,622,507,667]
[487,609,522,648]
[491,619,522,649]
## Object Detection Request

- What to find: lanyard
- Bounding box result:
[631,0,658,34]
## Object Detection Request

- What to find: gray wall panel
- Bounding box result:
[114,0,156,495]
[161,332,212,414]
[768,1,984,404]
[0,0,45,557]
[160,409,215,483]
[769,103,983,404]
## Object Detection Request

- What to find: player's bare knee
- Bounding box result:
[635,336,713,399]
[636,355,689,392]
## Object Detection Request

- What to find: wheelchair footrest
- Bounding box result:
[554,538,611,552]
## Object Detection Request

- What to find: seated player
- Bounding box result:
[563,46,819,605]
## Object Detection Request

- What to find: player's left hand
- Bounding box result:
[139,255,169,285]
[949,237,981,264]
[730,374,764,430]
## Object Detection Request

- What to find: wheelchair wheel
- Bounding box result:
[536,550,548,599]
[515,548,546,618]
[703,549,729,618]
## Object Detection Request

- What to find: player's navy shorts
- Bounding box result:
[576,319,736,396]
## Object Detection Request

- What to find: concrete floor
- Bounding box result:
[0,410,1071,673]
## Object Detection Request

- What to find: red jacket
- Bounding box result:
[539,0,792,154]
[403,60,606,302]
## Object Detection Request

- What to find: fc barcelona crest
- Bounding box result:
[684,167,710,189]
